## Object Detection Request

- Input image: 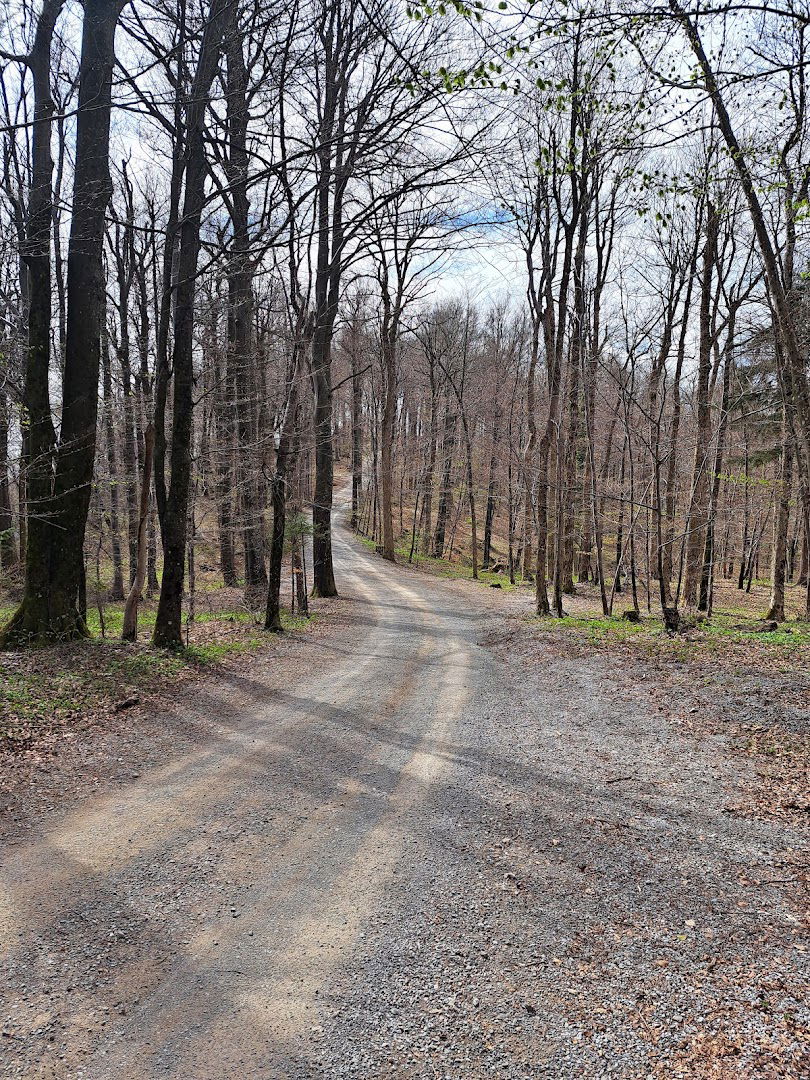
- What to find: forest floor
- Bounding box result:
[1,513,808,1078]
[0,566,318,756]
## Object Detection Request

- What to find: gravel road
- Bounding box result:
[1,516,807,1078]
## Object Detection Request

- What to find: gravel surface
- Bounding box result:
[1,520,807,1079]
[312,622,809,1079]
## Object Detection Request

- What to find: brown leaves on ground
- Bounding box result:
[511,594,810,829]
[0,584,344,758]
[648,1014,810,1079]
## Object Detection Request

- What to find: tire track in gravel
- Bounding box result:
[1,512,480,1079]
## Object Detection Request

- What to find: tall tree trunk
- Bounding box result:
[482,406,500,569]
[766,413,794,622]
[521,326,539,581]
[311,330,337,595]
[47,0,123,623]
[265,354,301,631]
[663,252,697,596]
[0,389,16,569]
[683,200,718,607]
[419,355,438,554]
[214,349,238,586]
[122,423,154,641]
[113,194,139,585]
[559,343,581,595]
[153,0,230,647]
[225,21,266,604]
[583,354,609,616]
[452,388,478,579]
[46,0,122,630]
[797,484,809,587]
[118,343,139,587]
[350,345,363,530]
[1,0,63,643]
[102,328,125,600]
[615,439,627,597]
[536,224,573,616]
[380,316,397,562]
[5,0,121,642]
[647,265,679,606]
[699,312,735,613]
[433,394,456,558]
[557,208,588,605]
[578,344,600,584]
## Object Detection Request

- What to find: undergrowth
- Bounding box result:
[0,607,316,752]
[358,533,520,590]
[530,610,810,674]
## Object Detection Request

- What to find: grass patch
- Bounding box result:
[358,533,520,590]
[530,608,810,672]
[0,606,318,752]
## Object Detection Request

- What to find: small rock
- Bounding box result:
[113,696,140,713]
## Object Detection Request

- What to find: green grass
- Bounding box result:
[359,533,520,590]
[107,647,189,680]
[537,610,810,655]
[0,602,318,750]
[1,670,86,721]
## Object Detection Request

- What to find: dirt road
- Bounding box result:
[1,517,807,1078]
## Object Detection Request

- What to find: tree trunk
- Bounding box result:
[521,327,539,581]
[102,327,125,600]
[419,355,438,554]
[699,311,735,614]
[213,348,237,586]
[122,423,154,641]
[265,354,301,631]
[0,389,16,569]
[482,406,500,569]
[5,0,121,643]
[459,403,478,579]
[311,331,338,596]
[797,484,809,587]
[433,394,456,558]
[380,320,397,562]
[49,0,122,628]
[559,343,581,595]
[583,354,609,616]
[662,244,698,597]
[113,202,139,586]
[683,200,718,607]
[535,432,554,615]
[578,344,600,583]
[153,0,230,647]
[225,23,266,605]
[766,415,794,622]
[350,346,363,530]
[1,0,63,644]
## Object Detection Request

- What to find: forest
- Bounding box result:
[0,0,807,645]
[1,1,809,1077]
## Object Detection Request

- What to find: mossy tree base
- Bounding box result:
[310,585,338,599]
[0,595,90,647]
[152,622,184,651]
